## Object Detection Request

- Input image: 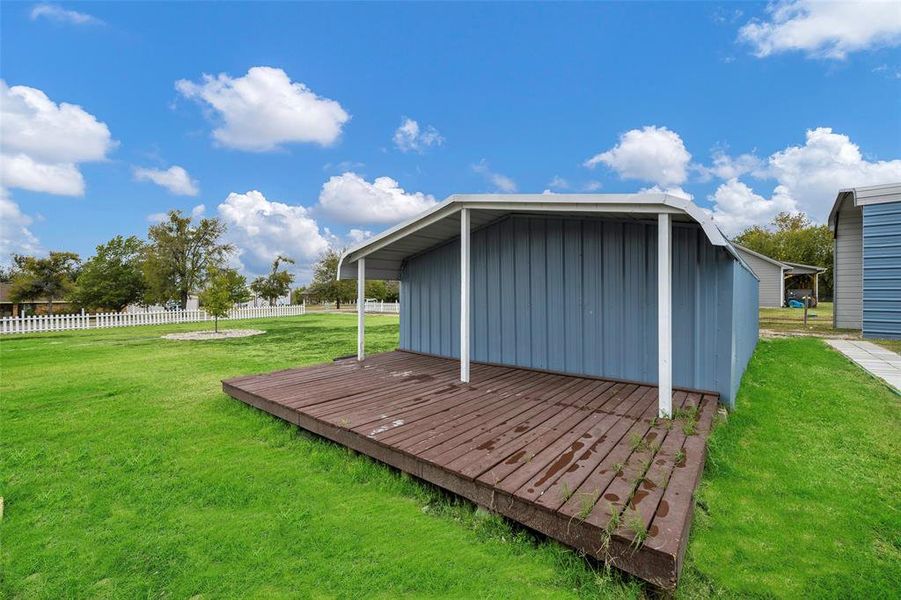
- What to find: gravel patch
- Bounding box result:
[162,329,265,341]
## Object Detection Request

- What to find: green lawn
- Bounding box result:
[759,301,839,333]
[2,316,898,598]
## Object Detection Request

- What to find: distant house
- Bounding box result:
[0,282,73,317]
[732,244,826,308]
[337,193,760,409]
[829,183,901,339]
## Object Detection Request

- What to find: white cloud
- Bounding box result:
[218,190,331,276]
[0,190,41,259]
[191,204,206,219]
[0,154,84,195]
[317,172,437,224]
[584,126,691,187]
[146,212,168,224]
[582,180,603,192]
[0,81,114,196]
[739,0,901,59]
[707,127,901,233]
[697,150,763,181]
[547,175,570,190]
[133,165,199,196]
[639,185,694,200]
[708,179,797,236]
[472,160,517,192]
[393,117,444,153]
[763,127,901,220]
[347,228,373,244]
[176,66,350,151]
[30,3,103,26]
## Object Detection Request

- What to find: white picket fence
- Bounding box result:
[362,301,401,314]
[0,304,307,335]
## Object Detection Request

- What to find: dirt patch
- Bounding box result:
[162,329,264,341]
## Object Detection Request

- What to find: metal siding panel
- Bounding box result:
[500,218,517,364]
[530,219,548,369]
[735,249,784,307]
[863,202,901,339]
[546,219,565,371]
[581,219,601,376]
[486,225,502,362]
[399,215,758,404]
[602,221,624,377]
[564,219,583,373]
[835,198,863,329]
[514,217,532,365]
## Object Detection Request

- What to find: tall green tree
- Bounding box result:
[198,267,251,333]
[306,249,356,308]
[734,212,833,296]
[250,256,295,306]
[71,236,146,312]
[9,252,80,314]
[143,210,233,309]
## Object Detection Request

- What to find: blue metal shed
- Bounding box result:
[829,183,901,340]
[339,194,759,409]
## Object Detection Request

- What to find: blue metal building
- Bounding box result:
[829,183,901,340]
[340,194,759,409]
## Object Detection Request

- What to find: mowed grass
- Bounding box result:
[683,337,901,598]
[2,316,899,598]
[1,315,640,599]
[759,301,838,333]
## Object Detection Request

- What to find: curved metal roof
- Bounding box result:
[338,193,752,280]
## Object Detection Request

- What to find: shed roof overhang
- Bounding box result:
[337,193,747,280]
[828,182,901,236]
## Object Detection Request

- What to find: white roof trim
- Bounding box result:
[732,242,789,269]
[828,182,901,233]
[337,193,751,280]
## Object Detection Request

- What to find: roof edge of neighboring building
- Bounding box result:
[828,182,901,234]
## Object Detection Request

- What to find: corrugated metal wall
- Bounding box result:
[834,197,863,329]
[400,214,757,407]
[863,202,901,340]
[735,247,783,307]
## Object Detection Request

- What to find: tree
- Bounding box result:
[198,267,251,333]
[70,236,146,312]
[250,256,295,306]
[305,248,356,308]
[734,211,834,297]
[8,252,80,314]
[142,210,233,309]
[364,280,400,302]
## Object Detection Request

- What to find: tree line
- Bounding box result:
[733,212,834,298]
[3,210,399,317]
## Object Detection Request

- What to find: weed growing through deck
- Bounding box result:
[628,433,644,451]
[675,448,686,465]
[682,419,698,436]
[605,503,622,535]
[675,406,699,436]
[627,513,648,549]
[576,491,600,521]
[611,462,625,476]
[560,482,574,503]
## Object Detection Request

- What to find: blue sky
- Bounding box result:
[2,1,900,282]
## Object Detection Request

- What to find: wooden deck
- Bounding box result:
[222,351,718,588]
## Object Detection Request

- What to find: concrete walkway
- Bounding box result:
[825,339,901,393]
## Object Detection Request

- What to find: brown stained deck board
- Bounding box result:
[222,350,717,589]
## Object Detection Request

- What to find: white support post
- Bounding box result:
[658,213,672,419]
[780,267,786,307]
[460,208,471,383]
[357,258,365,361]
[814,272,819,301]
